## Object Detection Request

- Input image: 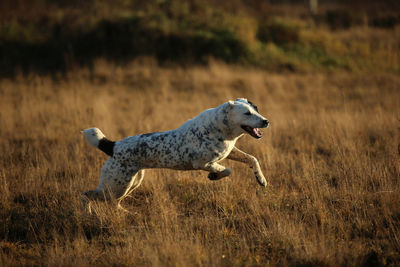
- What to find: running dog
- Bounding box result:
[81,98,269,212]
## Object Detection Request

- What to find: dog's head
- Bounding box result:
[226,98,269,139]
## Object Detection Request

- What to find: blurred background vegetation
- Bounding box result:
[1,1,400,266]
[1,0,399,77]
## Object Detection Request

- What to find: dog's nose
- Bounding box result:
[262,119,269,127]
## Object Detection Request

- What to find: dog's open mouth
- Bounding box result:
[241,125,262,139]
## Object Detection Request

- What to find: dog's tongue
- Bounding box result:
[253,128,262,138]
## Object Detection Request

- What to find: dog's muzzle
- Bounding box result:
[241,119,269,139]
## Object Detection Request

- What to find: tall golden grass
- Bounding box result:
[0,60,399,266]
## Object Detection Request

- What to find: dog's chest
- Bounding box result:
[213,140,236,160]
[194,138,236,164]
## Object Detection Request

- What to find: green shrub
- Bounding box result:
[256,18,301,45]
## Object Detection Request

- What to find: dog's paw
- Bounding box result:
[208,172,219,180]
[208,168,231,181]
[254,171,267,187]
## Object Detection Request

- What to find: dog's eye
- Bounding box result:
[244,111,251,115]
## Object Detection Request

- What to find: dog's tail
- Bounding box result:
[81,128,115,156]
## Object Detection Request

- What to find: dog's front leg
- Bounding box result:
[202,162,232,181]
[227,147,267,187]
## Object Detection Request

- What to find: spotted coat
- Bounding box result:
[81,98,269,212]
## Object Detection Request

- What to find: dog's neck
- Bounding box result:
[212,103,243,141]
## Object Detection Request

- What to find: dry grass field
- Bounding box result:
[0,59,399,266]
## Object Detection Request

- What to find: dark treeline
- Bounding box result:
[0,0,399,77]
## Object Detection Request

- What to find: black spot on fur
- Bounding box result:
[98,138,115,156]
[208,172,218,180]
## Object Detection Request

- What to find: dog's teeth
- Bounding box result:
[254,128,262,137]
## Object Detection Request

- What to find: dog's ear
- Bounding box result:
[227,100,235,109]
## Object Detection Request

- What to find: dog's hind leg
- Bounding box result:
[117,170,145,211]
[81,158,142,213]
[227,146,267,187]
[121,170,145,199]
[202,162,232,181]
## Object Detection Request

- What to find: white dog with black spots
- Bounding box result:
[81,98,269,213]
